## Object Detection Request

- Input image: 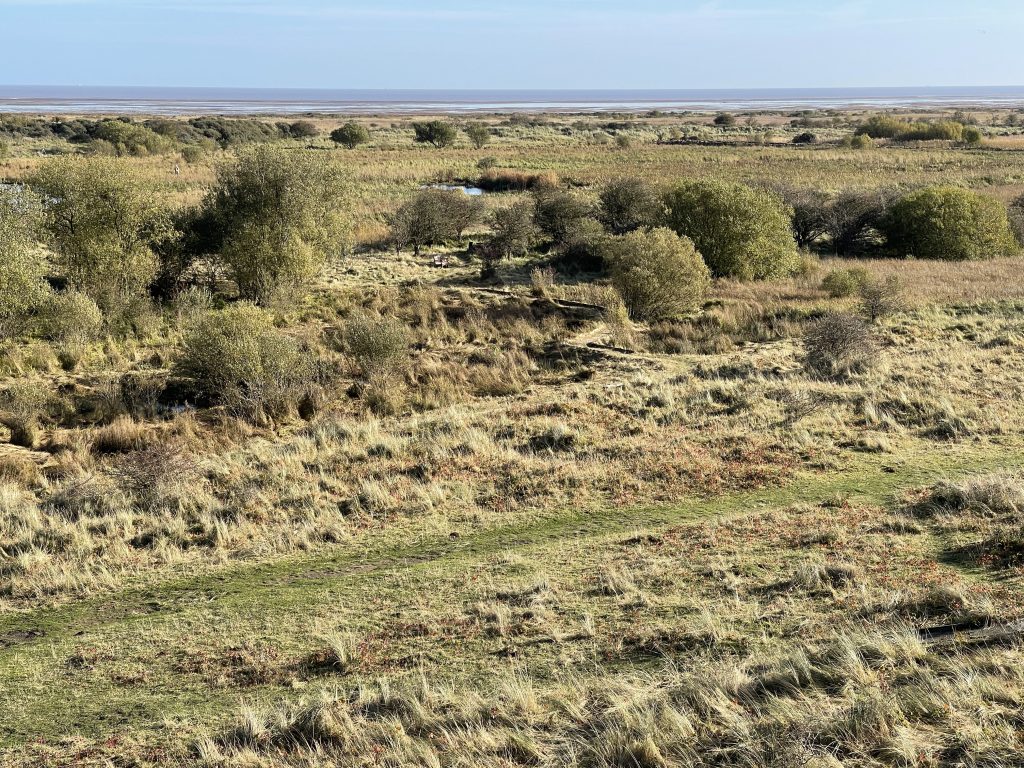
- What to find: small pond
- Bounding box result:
[421,183,485,196]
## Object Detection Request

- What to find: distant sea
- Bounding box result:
[2,86,1024,115]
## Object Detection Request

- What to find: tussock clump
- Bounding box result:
[803,313,875,378]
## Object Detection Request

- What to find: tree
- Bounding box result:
[771,185,830,249]
[598,178,664,235]
[603,227,710,321]
[880,187,1018,261]
[412,121,458,148]
[533,189,594,249]
[330,122,370,149]
[389,189,480,255]
[31,156,173,316]
[663,180,800,280]
[714,113,737,127]
[490,199,539,258]
[200,145,351,303]
[820,189,895,256]
[0,186,49,339]
[465,124,491,149]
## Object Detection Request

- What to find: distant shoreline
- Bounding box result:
[2,86,1024,116]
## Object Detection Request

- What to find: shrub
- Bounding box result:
[855,115,910,139]
[771,185,829,249]
[0,186,49,340]
[0,380,50,448]
[389,189,482,255]
[714,113,737,127]
[342,313,410,379]
[330,122,370,149]
[821,267,871,298]
[793,132,818,144]
[477,156,499,170]
[822,189,894,255]
[180,144,205,164]
[490,200,539,258]
[177,304,313,421]
[804,314,876,378]
[31,156,173,317]
[614,134,632,149]
[880,187,1018,261]
[845,134,873,150]
[92,120,174,156]
[465,124,491,149]
[412,121,458,148]
[288,120,318,139]
[533,189,595,249]
[663,180,800,279]
[598,178,664,235]
[1009,194,1024,246]
[476,169,558,192]
[603,228,710,321]
[200,144,351,303]
[859,276,905,323]
[37,291,103,346]
[962,126,983,145]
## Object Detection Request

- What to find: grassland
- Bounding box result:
[1,108,1024,767]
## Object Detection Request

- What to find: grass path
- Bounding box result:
[1,437,1021,751]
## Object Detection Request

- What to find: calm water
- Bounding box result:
[2,86,1024,115]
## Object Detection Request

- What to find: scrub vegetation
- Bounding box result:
[2,105,1024,767]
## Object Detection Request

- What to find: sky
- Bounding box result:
[1,0,1023,90]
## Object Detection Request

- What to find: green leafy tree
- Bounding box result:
[288,120,319,139]
[200,145,351,303]
[880,187,1018,261]
[598,178,664,235]
[465,124,491,149]
[663,180,800,279]
[412,121,458,148]
[603,227,710,321]
[0,186,49,339]
[330,122,370,149]
[31,156,173,316]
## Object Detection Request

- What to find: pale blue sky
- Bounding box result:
[1,0,1022,89]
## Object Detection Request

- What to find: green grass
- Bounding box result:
[2,434,1020,756]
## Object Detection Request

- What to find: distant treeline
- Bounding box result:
[0,115,319,154]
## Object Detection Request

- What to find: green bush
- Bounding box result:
[93,120,174,156]
[342,313,410,379]
[821,267,871,298]
[330,122,370,149]
[30,156,173,318]
[663,180,800,279]
[0,186,49,340]
[38,290,103,345]
[603,227,710,321]
[714,113,737,127]
[288,121,318,139]
[598,178,664,235]
[200,144,351,303]
[465,124,491,149]
[177,304,312,421]
[533,189,595,249]
[412,121,458,148]
[881,187,1018,261]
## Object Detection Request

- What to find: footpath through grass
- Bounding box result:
[1,436,1021,753]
